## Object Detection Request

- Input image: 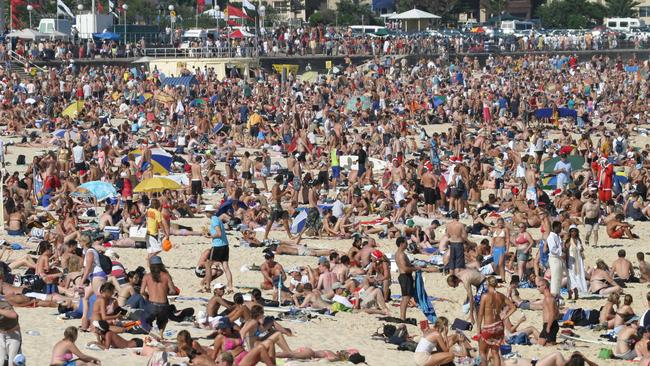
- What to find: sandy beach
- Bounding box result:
[3,122,650,366]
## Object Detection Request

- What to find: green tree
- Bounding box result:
[308,9,337,25]
[336,0,378,25]
[605,0,640,17]
[482,0,508,19]
[537,0,605,28]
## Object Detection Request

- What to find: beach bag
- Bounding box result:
[92,249,113,275]
[397,340,418,352]
[451,318,473,331]
[129,226,147,241]
[16,155,25,165]
[598,348,613,359]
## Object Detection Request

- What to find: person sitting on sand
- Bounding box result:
[353,277,390,315]
[613,294,637,328]
[295,283,331,309]
[89,320,144,350]
[50,327,102,366]
[638,252,650,283]
[611,249,638,283]
[259,251,285,290]
[212,317,275,366]
[606,213,637,239]
[615,318,641,360]
[588,259,623,296]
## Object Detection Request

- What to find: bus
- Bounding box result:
[500,20,534,35]
[605,17,645,33]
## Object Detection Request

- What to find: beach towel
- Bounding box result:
[413,271,437,323]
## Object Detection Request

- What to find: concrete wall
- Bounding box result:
[148,57,258,80]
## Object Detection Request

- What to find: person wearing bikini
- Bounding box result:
[476,276,516,366]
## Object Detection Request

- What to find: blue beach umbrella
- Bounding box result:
[74,181,117,201]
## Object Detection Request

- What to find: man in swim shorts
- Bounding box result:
[538,279,559,346]
[445,211,467,275]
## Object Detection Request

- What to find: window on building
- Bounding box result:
[640,6,650,17]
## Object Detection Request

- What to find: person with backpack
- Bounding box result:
[79,235,110,331]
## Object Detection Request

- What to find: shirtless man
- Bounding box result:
[611,250,638,283]
[296,180,322,240]
[607,213,637,239]
[98,204,116,231]
[206,283,233,318]
[260,251,285,290]
[421,168,437,217]
[296,283,330,309]
[263,175,295,241]
[524,158,539,206]
[538,279,559,346]
[141,256,178,338]
[637,252,650,283]
[91,282,122,329]
[396,236,420,321]
[316,259,338,292]
[290,155,303,204]
[446,211,468,276]
[447,268,486,324]
[566,193,584,217]
[331,255,351,283]
[240,151,253,188]
[581,194,600,246]
[191,156,203,200]
[390,158,406,185]
[368,250,391,301]
[477,276,516,366]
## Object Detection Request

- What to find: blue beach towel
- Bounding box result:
[413,271,437,323]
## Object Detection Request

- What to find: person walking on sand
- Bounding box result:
[581,193,600,246]
[538,279,559,346]
[145,198,170,259]
[396,236,420,321]
[141,256,178,339]
[477,276,516,366]
[203,205,233,293]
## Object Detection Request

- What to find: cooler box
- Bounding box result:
[104,226,120,240]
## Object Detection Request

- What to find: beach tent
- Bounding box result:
[388,8,440,32]
[6,29,48,40]
[160,75,199,88]
[93,32,120,41]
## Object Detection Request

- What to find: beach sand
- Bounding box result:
[3,124,650,365]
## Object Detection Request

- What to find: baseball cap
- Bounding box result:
[371,250,383,260]
[318,256,328,265]
[150,256,163,265]
[212,282,226,291]
[288,267,300,274]
[332,282,344,290]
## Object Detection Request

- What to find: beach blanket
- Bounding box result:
[413,271,437,323]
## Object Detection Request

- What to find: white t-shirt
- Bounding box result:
[332,200,345,218]
[547,232,563,257]
[394,184,408,203]
[72,145,85,164]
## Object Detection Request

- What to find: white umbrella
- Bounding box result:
[6,29,48,40]
[24,98,36,105]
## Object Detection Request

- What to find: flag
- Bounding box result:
[97,0,104,13]
[197,0,205,13]
[242,0,255,11]
[108,0,118,17]
[57,0,75,18]
[226,4,252,20]
[227,19,239,26]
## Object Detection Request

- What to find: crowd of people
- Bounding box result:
[1,22,648,63]
[0,39,648,365]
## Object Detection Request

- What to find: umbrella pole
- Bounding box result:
[0,170,4,233]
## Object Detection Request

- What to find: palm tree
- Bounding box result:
[605,0,640,17]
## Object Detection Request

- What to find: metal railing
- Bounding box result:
[8,50,46,73]
[143,46,257,58]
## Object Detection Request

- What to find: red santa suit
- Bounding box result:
[595,159,614,202]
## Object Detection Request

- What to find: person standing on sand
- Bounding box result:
[141,256,178,339]
[581,193,600,246]
[396,236,420,321]
[547,221,565,297]
[263,175,295,241]
[446,211,467,276]
[145,199,170,259]
[191,156,203,201]
[203,206,233,293]
[477,276,516,366]
[537,279,559,346]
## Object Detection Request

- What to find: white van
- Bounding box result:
[500,20,534,35]
[180,29,207,49]
[605,18,645,33]
[350,25,387,36]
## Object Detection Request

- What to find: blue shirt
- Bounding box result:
[210,216,228,247]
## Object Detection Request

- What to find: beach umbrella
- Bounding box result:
[134,177,182,193]
[542,155,585,175]
[129,147,173,175]
[62,101,84,118]
[24,98,36,105]
[300,71,319,83]
[76,181,117,201]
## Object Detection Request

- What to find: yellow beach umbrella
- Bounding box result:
[62,100,84,118]
[134,177,182,193]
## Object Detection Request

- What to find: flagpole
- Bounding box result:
[226,6,230,56]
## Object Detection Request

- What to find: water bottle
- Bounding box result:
[26,330,40,336]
